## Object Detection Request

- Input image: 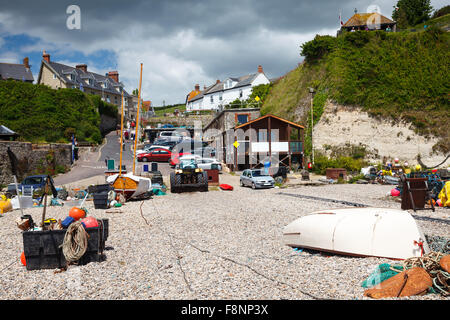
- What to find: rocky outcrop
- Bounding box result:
[313,101,449,167]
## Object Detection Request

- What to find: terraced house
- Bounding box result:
[186,65,270,111]
[37,51,133,108]
[0,58,34,83]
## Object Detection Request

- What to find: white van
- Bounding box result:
[158,131,189,142]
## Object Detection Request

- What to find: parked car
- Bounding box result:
[193,146,216,157]
[7,175,55,196]
[136,145,171,155]
[196,158,222,172]
[240,169,275,189]
[157,131,188,142]
[137,148,172,162]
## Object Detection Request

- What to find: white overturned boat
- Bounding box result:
[283,208,430,260]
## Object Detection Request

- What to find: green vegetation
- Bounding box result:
[312,152,369,176]
[262,22,450,154]
[392,0,433,29]
[0,80,118,144]
[153,104,186,117]
[224,84,272,109]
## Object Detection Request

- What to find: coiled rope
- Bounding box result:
[61,221,88,263]
[390,251,449,296]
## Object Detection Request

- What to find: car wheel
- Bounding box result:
[240,180,244,187]
[143,157,149,162]
[252,182,256,189]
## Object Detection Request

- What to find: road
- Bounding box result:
[53,132,171,186]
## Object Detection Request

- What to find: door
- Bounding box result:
[242,170,250,186]
[158,149,171,162]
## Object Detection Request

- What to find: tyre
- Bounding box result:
[198,172,209,192]
[252,182,256,189]
[142,157,149,162]
[170,172,179,193]
[240,179,244,187]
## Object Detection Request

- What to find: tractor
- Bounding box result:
[170,158,209,193]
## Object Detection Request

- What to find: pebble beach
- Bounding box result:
[0,173,449,300]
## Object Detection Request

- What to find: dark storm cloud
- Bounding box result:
[2,0,446,104]
[0,0,397,41]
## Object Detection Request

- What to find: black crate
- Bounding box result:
[93,192,109,209]
[22,219,109,271]
[88,184,112,194]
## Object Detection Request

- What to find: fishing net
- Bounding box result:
[361,263,404,288]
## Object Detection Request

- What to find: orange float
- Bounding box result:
[69,207,86,221]
[20,252,26,266]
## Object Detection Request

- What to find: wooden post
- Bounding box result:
[132,63,143,175]
[119,91,124,176]
[287,124,292,170]
[268,116,271,166]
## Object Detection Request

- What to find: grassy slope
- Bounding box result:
[0,81,110,144]
[261,19,450,153]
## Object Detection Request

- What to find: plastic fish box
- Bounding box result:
[22,219,109,271]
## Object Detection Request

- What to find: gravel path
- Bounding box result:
[0,174,448,300]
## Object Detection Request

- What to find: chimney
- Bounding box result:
[43,50,50,63]
[216,79,220,84]
[204,85,207,90]
[23,57,30,69]
[76,64,88,73]
[108,71,119,83]
[258,65,263,73]
[195,84,200,91]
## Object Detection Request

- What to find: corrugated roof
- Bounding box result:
[343,12,395,28]
[0,63,34,82]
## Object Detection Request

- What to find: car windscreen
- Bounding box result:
[23,177,43,185]
[251,170,269,177]
[179,159,197,169]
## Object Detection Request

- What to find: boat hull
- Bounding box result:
[283,208,429,260]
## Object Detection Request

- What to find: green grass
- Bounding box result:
[0,81,119,144]
[154,104,186,117]
[261,26,450,154]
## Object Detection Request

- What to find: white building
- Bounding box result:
[186,65,270,112]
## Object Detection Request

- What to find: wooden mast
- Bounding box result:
[132,63,143,175]
[119,90,124,176]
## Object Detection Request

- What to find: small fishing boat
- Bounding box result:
[108,173,151,200]
[283,207,429,260]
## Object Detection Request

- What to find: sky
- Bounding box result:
[0,0,447,106]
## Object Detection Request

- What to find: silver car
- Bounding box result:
[240,169,275,189]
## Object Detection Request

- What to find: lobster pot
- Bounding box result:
[22,219,109,271]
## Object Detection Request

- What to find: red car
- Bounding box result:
[137,148,172,162]
[169,152,192,167]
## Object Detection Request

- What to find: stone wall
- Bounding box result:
[100,114,119,135]
[0,141,72,186]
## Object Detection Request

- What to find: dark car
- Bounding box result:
[7,175,54,196]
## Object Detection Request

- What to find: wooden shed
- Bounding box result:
[229,114,305,171]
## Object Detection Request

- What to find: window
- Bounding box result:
[237,114,248,124]
[88,79,94,86]
[210,96,214,103]
[239,90,243,98]
[53,74,57,80]
[70,74,76,81]
[219,95,223,101]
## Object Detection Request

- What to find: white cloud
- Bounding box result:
[0,51,20,64]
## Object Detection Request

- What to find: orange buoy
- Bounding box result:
[20,252,26,266]
[69,207,86,221]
